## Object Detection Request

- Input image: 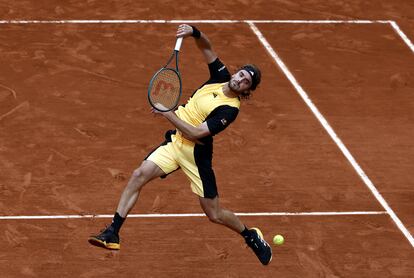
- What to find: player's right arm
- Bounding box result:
[176,24,217,64]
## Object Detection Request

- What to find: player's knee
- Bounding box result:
[131,168,150,185]
[132,168,141,177]
[206,212,223,225]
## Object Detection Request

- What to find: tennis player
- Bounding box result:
[89,24,272,265]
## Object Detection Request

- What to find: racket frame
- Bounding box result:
[147,37,183,112]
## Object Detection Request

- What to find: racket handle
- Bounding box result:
[174,37,183,52]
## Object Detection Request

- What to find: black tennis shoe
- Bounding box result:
[245,227,272,265]
[88,225,120,250]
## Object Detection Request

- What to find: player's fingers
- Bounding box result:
[176,26,185,36]
[179,24,189,29]
[177,31,190,38]
[177,24,192,35]
[177,27,187,34]
[178,25,189,32]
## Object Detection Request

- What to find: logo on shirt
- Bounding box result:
[213,93,217,98]
[221,118,227,126]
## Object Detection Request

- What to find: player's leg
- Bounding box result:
[88,160,166,250]
[199,196,272,266]
[116,160,166,217]
[198,196,244,233]
[179,141,272,264]
[89,132,179,250]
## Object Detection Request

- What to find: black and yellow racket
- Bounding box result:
[147,37,183,112]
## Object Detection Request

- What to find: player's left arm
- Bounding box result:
[152,107,210,140]
[152,104,238,140]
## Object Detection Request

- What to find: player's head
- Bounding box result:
[229,64,261,98]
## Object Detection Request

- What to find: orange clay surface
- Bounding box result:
[0,1,413,277]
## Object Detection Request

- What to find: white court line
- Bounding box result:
[0,19,391,24]
[389,21,414,54]
[1,19,411,52]
[0,211,387,220]
[247,22,414,248]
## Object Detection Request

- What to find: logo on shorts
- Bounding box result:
[221,118,227,125]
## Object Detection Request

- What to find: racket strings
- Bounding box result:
[149,69,181,110]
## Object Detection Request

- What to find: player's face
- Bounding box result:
[229,69,252,93]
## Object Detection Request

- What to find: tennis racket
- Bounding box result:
[147,37,183,112]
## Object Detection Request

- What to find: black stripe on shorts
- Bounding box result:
[194,143,218,199]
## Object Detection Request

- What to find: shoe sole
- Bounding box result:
[88,237,120,250]
[250,227,273,265]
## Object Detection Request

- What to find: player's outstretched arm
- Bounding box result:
[176,24,217,64]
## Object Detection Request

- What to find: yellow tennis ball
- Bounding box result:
[273,234,284,245]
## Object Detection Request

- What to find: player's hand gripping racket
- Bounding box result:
[148,37,183,112]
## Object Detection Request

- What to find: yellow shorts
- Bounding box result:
[145,130,217,198]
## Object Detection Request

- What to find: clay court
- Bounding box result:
[0,1,413,277]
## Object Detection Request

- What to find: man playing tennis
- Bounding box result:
[89,24,272,265]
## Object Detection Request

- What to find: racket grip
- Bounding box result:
[174,37,183,51]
